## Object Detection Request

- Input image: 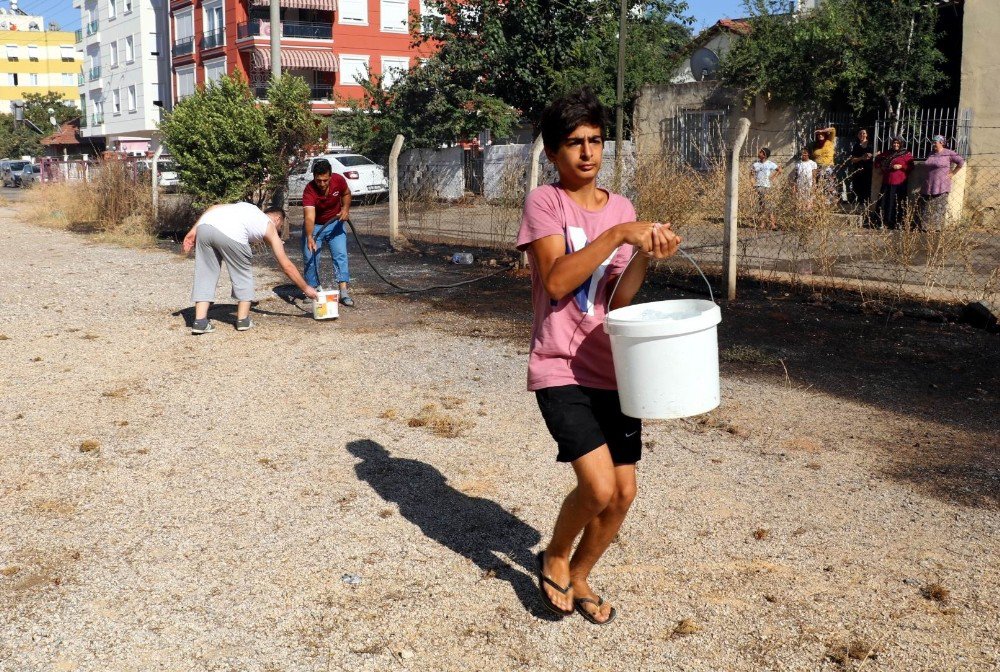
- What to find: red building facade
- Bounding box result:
[169,0,431,113]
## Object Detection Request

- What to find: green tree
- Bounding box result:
[22,92,80,131]
[160,74,320,205]
[331,0,691,155]
[0,114,43,157]
[0,92,79,157]
[720,0,946,120]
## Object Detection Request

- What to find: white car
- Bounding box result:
[287,153,388,205]
[137,158,181,192]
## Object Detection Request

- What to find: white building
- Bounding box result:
[75,0,172,153]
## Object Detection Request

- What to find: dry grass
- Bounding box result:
[922,582,950,602]
[24,158,156,248]
[826,638,878,667]
[78,439,100,453]
[406,403,472,438]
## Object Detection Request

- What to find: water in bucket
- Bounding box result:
[605,298,721,420]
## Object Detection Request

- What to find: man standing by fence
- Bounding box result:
[302,159,355,307]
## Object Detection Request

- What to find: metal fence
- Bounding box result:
[343,128,998,307]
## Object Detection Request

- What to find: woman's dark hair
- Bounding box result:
[312,158,333,175]
[540,88,608,152]
[759,147,772,158]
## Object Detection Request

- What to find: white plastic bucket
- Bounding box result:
[313,288,340,320]
[605,298,722,420]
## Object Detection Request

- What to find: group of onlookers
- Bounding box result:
[750,125,965,231]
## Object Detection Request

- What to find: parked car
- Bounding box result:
[2,160,30,187]
[14,163,41,188]
[137,158,181,192]
[287,153,388,205]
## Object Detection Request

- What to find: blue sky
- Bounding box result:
[20,0,748,39]
[687,0,749,30]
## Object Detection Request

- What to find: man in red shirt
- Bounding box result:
[302,158,355,306]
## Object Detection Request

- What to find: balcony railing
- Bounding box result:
[85,20,99,36]
[91,114,104,125]
[237,20,332,40]
[74,28,83,43]
[78,73,85,86]
[200,29,224,50]
[253,84,334,100]
[88,66,101,81]
[173,37,194,57]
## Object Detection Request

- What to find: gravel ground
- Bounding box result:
[1,205,998,672]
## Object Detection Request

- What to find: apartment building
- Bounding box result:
[75,0,173,153]
[0,10,79,115]
[170,0,433,113]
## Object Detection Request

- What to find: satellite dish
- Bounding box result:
[690,47,720,82]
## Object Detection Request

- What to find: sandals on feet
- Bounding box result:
[536,551,573,616]
[574,596,617,625]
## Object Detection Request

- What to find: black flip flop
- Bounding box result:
[536,551,573,616]
[574,596,617,625]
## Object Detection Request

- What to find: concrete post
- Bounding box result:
[151,144,164,222]
[388,134,404,249]
[523,133,545,267]
[269,0,280,80]
[723,117,751,301]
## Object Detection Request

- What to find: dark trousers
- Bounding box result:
[878,182,909,230]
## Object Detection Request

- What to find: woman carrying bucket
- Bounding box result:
[516,88,681,625]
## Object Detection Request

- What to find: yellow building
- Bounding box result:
[0,13,80,115]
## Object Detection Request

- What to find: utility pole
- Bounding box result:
[269,0,280,80]
[614,0,626,191]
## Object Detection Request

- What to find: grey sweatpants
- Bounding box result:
[191,224,255,302]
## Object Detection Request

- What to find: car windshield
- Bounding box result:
[9,161,27,170]
[336,155,375,167]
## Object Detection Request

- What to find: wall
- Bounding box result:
[0,28,80,112]
[960,0,1000,162]
[399,147,464,200]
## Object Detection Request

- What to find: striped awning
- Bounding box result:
[250,47,338,72]
[249,0,335,10]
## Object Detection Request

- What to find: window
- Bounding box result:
[380,56,409,88]
[176,66,195,100]
[125,35,134,62]
[27,45,39,61]
[339,55,370,86]
[203,57,226,85]
[28,73,39,85]
[124,0,132,13]
[109,0,117,19]
[112,88,121,115]
[6,44,18,60]
[63,73,76,85]
[174,10,194,40]
[203,1,224,40]
[419,0,443,33]
[338,0,367,25]
[60,45,75,61]
[380,0,408,33]
[110,41,119,67]
[7,73,17,86]
[127,85,136,111]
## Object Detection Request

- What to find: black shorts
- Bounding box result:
[535,385,642,464]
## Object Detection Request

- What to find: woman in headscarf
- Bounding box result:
[848,129,874,215]
[918,134,965,231]
[874,136,914,229]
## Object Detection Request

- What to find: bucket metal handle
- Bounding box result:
[607,246,715,311]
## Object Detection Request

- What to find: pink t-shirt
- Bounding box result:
[516,183,636,391]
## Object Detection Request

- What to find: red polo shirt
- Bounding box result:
[302,174,350,224]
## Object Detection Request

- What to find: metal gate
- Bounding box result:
[874,108,972,160]
[463,146,484,195]
[674,109,728,170]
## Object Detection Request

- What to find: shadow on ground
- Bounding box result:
[347,439,559,620]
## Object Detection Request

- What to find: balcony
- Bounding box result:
[237,20,333,40]
[78,73,85,86]
[85,20,99,36]
[254,84,333,100]
[74,28,83,43]
[91,114,104,125]
[173,37,195,57]
[200,28,224,50]
[87,66,101,81]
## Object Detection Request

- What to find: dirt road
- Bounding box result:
[1,203,997,671]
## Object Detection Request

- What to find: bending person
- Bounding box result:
[182,202,318,334]
[517,88,681,625]
[302,159,355,307]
